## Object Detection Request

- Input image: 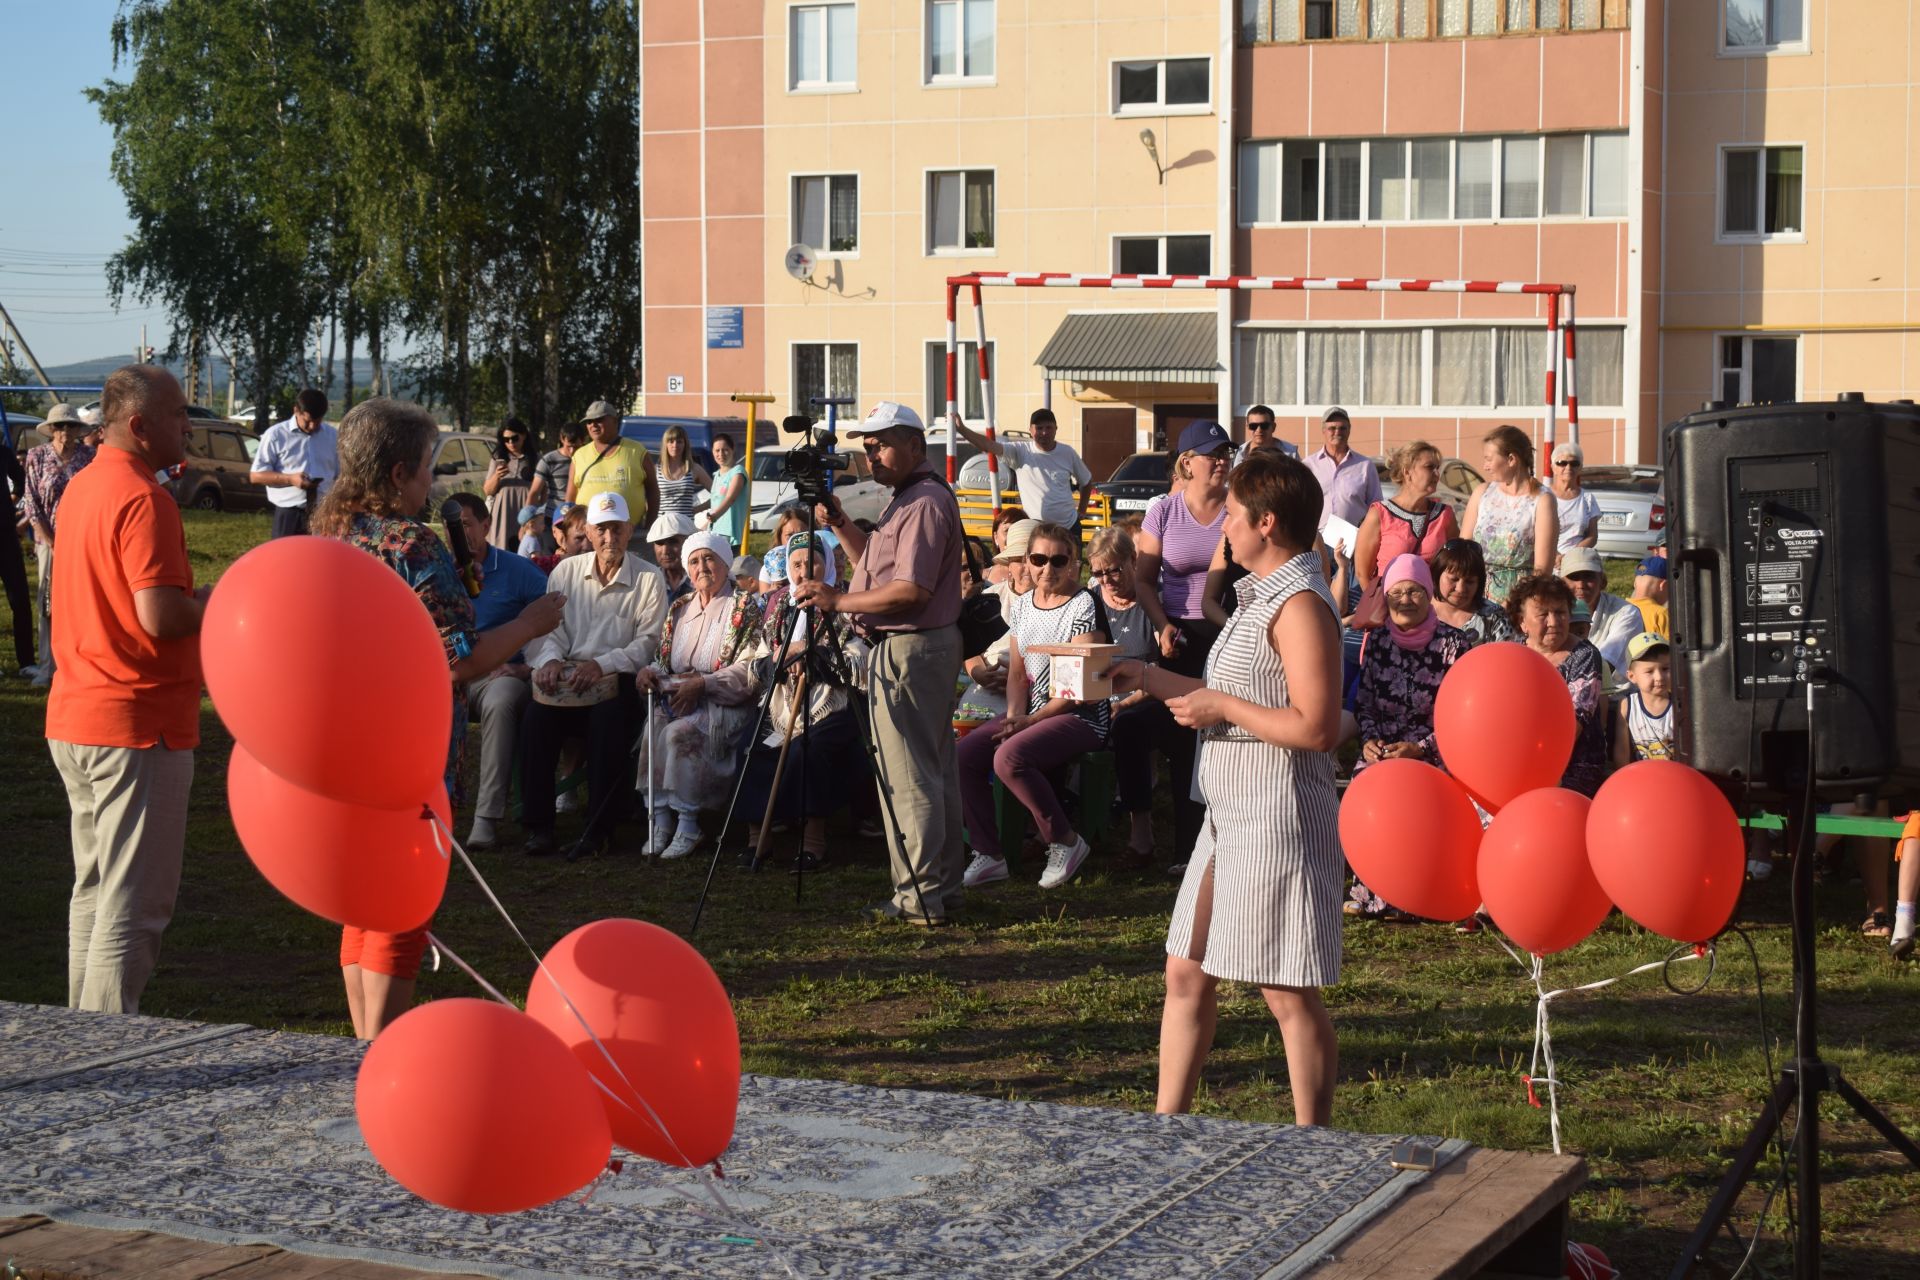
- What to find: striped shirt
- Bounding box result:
[1012,589,1110,739]
[657,465,703,516]
[1143,492,1226,621]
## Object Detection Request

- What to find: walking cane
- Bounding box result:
[752,670,811,868]
[645,691,656,850]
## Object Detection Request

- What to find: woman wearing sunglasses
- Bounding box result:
[483,417,538,552]
[957,523,1110,892]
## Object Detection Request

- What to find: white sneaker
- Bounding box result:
[962,852,1008,888]
[1038,834,1091,889]
[662,822,703,860]
[646,810,674,856]
[555,789,581,814]
[30,667,51,687]
[465,816,498,849]
[18,664,43,680]
[1747,858,1773,881]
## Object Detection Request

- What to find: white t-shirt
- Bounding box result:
[1555,488,1603,551]
[1002,440,1093,525]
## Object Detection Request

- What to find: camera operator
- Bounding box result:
[795,402,965,927]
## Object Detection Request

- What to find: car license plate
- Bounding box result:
[1116,498,1152,512]
[1600,511,1629,528]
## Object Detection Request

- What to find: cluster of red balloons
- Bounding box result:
[357,920,740,1212]
[1340,644,1745,954]
[205,541,743,1214]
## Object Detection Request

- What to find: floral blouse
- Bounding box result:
[1353,621,1472,767]
[1444,598,1517,646]
[650,586,765,692]
[22,441,97,534]
[1553,638,1609,797]
[337,513,477,790]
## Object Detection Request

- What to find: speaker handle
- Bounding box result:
[1676,543,1723,656]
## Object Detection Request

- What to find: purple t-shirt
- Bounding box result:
[1143,493,1226,621]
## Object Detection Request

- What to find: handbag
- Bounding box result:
[1349,575,1390,630]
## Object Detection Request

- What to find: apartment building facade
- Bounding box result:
[639,2,1917,475]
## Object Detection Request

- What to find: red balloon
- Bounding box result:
[228,744,450,932]
[203,537,451,810]
[1434,643,1576,812]
[1478,788,1611,955]
[356,999,611,1213]
[1338,758,1484,921]
[525,919,740,1168]
[1587,761,1745,943]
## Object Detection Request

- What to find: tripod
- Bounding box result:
[1670,677,1920,1280]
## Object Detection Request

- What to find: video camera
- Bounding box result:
[779,413,849,508]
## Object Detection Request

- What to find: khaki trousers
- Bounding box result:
[467,671,530,821]
[866,626,964,919]
[50,739,194,1014]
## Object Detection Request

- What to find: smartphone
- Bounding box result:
[1388,1140,1438,1173]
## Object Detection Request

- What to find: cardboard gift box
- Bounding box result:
[1027,642,1121,703]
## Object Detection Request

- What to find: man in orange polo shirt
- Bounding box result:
[45,364,208,1014]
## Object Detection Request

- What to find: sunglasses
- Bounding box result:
[1089,565,1127,580]
[1027,552,1073,569]
[502,434,525,444]
[1555,459,1581,468]
[1247,421,1275,432]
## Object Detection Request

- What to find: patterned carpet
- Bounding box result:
[0,1001,1462,1279]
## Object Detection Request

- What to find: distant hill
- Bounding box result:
[34,354,397,414]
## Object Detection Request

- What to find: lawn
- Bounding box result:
[2,512,1916,1277]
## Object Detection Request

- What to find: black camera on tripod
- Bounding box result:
[779,413,849,508]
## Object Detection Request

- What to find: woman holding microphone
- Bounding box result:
[1107,450,1345,1127]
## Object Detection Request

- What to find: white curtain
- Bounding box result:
[1571,327,1625,407]
[1544,135,1584,216]
[1538,0,1565,26]
[1590,133,1627,217]
[795,177,826,250]
[1370,139,1407,221]
[1457,139,1494,219]
[1305,331,1361,406]
[829,177,858,250]
[1569,0,1600,30]
[1273,0,1299,41]
[1440,0,1466,36]
[1241,142,1278,224]
[1337,0,1361,36]
[1411,139,1449,218]
[1240,330,1298,406]
[1470,0,1498,34]
[1505,0,1531,29]
[1434,330,1492,406]
[1502,137,1540,219]
[1496,328,1547,407]
[1365,330,1421,405]
[828,344,858,402]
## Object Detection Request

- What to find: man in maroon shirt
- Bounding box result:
[799,402,965,925]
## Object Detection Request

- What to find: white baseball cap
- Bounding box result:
[844,401,925,437]
[586,492,630,526]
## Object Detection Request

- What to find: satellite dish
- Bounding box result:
[784,244,818,281]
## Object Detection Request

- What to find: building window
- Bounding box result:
[1724,0,1804,52]
[928,0,994,81]
[1370,0,1429,38]
[793,175,858,255]
[1114,234,1212,275]
[789,4,856,90]
[928,170,994,252]
[1240,323,1627,410]
[1115,58,1211,114]
[1501,137,1540,219]
[1719,335,1798,405]
[792,343,858,416]
[1242,0,1617,43]
[1721,145,1803,239]
[924,340,996,421]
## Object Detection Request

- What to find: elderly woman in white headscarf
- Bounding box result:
[636,530,766,859]
[736,532,871,870]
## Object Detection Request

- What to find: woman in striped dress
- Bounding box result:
[655,425,712,518]
[1108,451,1345,1126]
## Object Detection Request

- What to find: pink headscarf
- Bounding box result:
[1384,553,1438,651]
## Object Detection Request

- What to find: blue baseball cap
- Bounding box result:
[1636,555,1668,579]
[1176,420,1232,456]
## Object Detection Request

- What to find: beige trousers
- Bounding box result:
[866,626,965,919]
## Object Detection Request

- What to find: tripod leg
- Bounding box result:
[1668,1071,1797,1280]
[1831,1074,1920,1168]
[753,673,810,870]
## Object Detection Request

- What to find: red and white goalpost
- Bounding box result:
[943,272,1579,513]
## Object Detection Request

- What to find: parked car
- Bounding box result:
[619,415,770,480]
[1580,464,1667,560]
[747,442,893,532]
[1375,454,1483,519]
[78,398,225,423]
[426,430,502,508]
[2,413,45,451]
[168,423,269,511]
[1094,451,1173,518]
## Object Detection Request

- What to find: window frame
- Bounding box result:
[787,2,859,94]
[1715,333,1801,406]
[1111,233,1214,275]
[1718,0,1810,58]
[1111,55,1214,117]
[790,171,861,258]
[1716,143,1806,244]
[789,340,863,418]
[924,0,996,86]
[924,166,998,256]
[923,338,998,423]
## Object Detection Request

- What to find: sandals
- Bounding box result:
[1862,910,1893,938]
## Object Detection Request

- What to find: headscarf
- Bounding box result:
[784,532,838,587]
[682,530,734,569]
[1384,553,1438,652]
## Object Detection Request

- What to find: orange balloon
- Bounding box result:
[228,744,450,932]
[203,537,451,810]
[1478,788,1612,956]
[525,919,740,1168]
[1587,761,1745,943]
[1434,644,1576,812]
[356,999,611,1213]
[1338,758,1483,921]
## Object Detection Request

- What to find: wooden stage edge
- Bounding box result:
[0,1148,1586,1280]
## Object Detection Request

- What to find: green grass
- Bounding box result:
[2,513,1915,1276]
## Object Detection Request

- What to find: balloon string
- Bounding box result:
[1480,926,1706,1156]
[422,815,800,1278]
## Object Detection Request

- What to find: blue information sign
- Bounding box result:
[705,306,744,350]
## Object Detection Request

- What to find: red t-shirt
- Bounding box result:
[45,446,203,749]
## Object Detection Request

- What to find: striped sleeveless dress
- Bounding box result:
[1165,550,1345,988]
[657,465,703,517]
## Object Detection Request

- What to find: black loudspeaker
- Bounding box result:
[1666,396,1920,801]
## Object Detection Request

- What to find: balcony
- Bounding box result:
[1239,0,1628,45]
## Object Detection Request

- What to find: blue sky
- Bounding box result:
[0,3,178,368]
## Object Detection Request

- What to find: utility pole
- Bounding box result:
[0,296,62,405]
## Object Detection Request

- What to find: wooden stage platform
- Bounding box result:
[2,1147,1585,1280]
